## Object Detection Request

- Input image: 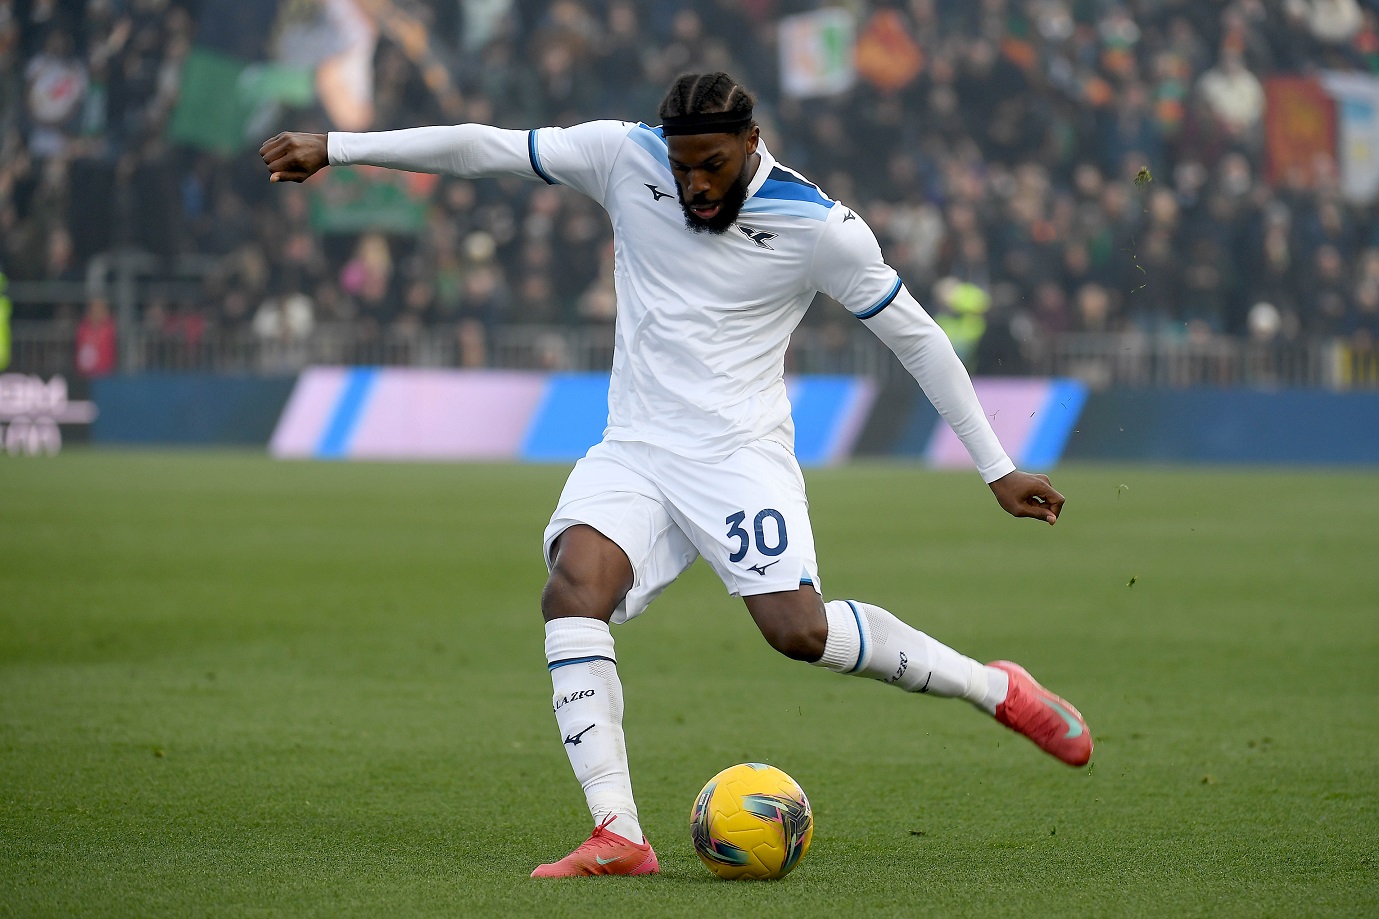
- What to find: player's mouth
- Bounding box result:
[690,202,721,220]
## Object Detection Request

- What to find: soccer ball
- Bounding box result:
[690,762,813,880]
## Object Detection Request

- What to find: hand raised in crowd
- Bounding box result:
[259,133,329,183]
[989,470,1065,525]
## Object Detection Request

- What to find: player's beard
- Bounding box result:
[679,165,751,235]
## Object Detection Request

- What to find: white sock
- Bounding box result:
[814,599,1010,714]
[545,617,644,844]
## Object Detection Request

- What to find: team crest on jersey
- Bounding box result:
[737,225,778,250]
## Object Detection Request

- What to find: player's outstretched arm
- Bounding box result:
[989,469,1065,525]
[260,132,328,183]
[808,208,1026,488]
[260,125,529,183]
[259,121,629,203]
[812,210,1070,526]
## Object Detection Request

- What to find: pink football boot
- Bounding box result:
[531,815,660,878]
[990,661,1094,767]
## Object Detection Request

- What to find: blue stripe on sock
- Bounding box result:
[845,600,866,673]
[548,654,615,671]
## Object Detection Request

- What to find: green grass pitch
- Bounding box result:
[3,452,1377,917]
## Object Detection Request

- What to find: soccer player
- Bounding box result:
[260,71,1093,879]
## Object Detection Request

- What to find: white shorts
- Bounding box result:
[543,438,821,623]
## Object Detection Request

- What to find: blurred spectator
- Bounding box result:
[1287,0,1364,45]
[1306,244,1352,335]
[340,232,394,332]
[24,29,86,158]
[931,276,990,367]
[253,291,314,342]
[75,297,116,376]
[0,271,10,370]
[1196,50,1264,146]
[1249,301,1283,344]
[1075,283,1115,333]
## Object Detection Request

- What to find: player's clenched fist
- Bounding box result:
[989,469,1065,525]
[260,132,328,183]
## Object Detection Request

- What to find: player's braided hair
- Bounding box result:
[658,72,756,131]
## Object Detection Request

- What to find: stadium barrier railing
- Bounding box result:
[1031,332,1344,389]
[5,320,1368,390]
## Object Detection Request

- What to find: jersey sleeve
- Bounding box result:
[863,287,1015,482]
[809,205,1014,483]
[330,124,532,179]
[327,120,631,205]
[805,206,903,319]
[526,120,633,205]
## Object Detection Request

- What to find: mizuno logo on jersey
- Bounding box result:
[738,226,777,250]
[843,210,857,221]
[645,184,673,202]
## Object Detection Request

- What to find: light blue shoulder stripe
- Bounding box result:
[634,122,667,146]
[757,178,834,208]
[739,197,832,222]
[628,123,671,174]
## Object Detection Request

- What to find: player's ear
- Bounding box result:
[745,126,760,156]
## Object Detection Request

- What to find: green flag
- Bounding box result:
[309,169,430,235]
[169,48,313,154]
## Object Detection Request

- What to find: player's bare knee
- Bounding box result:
[542,525,632,621]
[746,589,829,661]
[540,566,590,619]
[541,564,623,621]
[765,618,828,662]
[749,608,826,661]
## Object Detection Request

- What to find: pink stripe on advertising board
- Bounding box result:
[345,369,548,460]
[828,378,878,465]
[269,367,350,458]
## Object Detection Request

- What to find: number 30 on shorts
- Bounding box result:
[725,509,789,562]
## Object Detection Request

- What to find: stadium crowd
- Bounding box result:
[4,0,1379,374]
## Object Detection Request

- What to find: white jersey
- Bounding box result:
[330,121,1014,480]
